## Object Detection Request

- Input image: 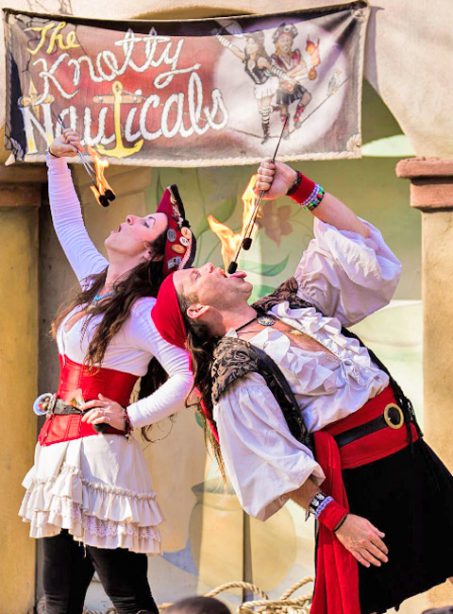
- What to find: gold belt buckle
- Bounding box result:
[383,403,405,430]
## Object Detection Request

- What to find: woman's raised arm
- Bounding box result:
[47,130,107,285]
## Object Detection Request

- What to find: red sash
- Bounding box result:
[311,386,419,614]
[38,355,138,446]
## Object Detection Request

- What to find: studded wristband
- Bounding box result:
[308,492,334,519]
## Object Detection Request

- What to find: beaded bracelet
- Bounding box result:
[300,183,325,211]
[286,170,326,212]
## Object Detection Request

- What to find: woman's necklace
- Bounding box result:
[235,313,276,333]
[92,290,114,304]
[89,290,115,310]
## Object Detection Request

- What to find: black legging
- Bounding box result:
[43,530,159,614]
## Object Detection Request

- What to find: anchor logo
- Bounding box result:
[94,81,144,158]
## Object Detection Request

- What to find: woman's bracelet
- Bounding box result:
[122,408,133,437]
[47,147,59,158]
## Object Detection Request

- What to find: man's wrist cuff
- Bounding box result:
[318,500,349,532]
[287,172,325,211]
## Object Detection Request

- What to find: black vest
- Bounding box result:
[210,278,420,444]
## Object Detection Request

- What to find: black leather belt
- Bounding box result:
[334,403,406,448]
[52,399,84,415]
[33,393,112,433]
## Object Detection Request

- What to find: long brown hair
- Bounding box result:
[177,294,224,474]
[52,230,168,438]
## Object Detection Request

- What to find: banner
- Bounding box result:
[3,2,369,166]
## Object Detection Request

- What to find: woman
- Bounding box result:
[217,31,290,143]
[20,129,196,614]
[150,159,453,614]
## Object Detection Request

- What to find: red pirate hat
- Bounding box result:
[152,274,220,443]
[156,185,196,277]
[152,274,187,350]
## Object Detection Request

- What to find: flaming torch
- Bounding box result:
[227,116,288,274]
[56,115,116,207]
[208,175,258,270]
[86,146,116,208]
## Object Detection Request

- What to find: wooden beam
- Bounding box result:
[0,164,47,185]
[0,184,42,208]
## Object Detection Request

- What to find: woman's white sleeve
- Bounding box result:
[214,372,325,521]
[47,155,108,285]
[126,307,193,428]
[295,218,402,326]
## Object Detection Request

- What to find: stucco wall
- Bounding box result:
[0,203,39,614]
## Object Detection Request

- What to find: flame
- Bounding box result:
[87,145,115,207]
[306,38,321,68]
[208,174,258,269]
[207,216,241,270]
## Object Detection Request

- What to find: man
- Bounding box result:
[152,160,453,614]
[271,24,314,136]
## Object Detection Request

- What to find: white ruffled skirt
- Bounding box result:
[19,434,163,553]
[254,76,279,100]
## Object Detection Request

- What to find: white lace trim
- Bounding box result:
[80,476,157,501]
[19,462,162,554]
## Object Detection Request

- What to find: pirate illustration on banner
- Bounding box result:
[216,24,323,145]
[216,31,297,144]
[271,24,320,139]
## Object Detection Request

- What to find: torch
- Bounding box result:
[56,116,116,207]
[227,115,288,274]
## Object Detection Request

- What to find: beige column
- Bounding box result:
[0,165,45,614]
[397,158,453,609]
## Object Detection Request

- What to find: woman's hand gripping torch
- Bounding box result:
[56,117,116,208]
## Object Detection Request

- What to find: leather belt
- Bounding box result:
[334,403,406,448]
[33,393,123,435]
[33,393,83,416]
[53,399,84,415]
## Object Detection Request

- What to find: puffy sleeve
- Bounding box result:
[295,218,402,326]
[47,155,108,285]
[214,372,325,521]
[126,301,193,428]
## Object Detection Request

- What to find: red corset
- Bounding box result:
[38,355,138,446]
